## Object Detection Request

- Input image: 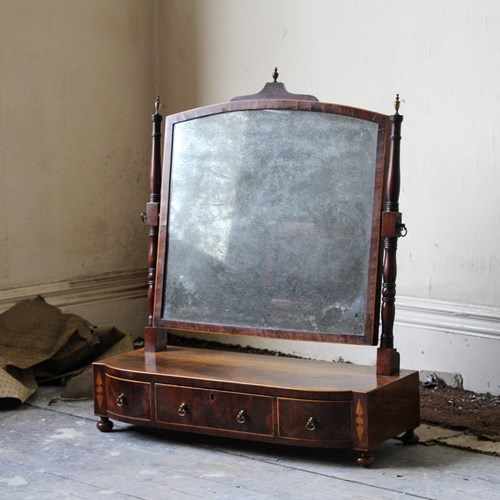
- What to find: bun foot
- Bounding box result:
[401,429,419,445]
[356,453,375,467]
[97,416,114,432]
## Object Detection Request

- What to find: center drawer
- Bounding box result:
[156,384,273,436]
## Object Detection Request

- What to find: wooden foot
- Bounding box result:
[356,453,375,467]
[401,429,419,445]
[96,416,114,432]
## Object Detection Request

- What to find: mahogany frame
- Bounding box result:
[143,87,405,376]
[94,80,418,467]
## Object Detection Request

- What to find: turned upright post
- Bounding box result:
[377,95,406,375]
[143,97,166,351]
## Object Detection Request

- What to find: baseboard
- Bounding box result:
[0,269,148,313]
[2,277,497,342]
[1,278,497,392]
[395,296,500,395]
[396,295,500,340]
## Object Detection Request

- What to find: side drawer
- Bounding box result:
[156,384,273,436]
[105,374,152,421]
[278,398,351,442]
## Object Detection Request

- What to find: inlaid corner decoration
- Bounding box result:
[95,371,104,410]
[355,399,365,442]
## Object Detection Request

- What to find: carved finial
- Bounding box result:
[394,94,400,114]
[272,67,279,82]
[155,96,161,114]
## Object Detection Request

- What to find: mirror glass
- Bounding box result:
[162,109,379,336]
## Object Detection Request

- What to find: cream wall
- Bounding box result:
[158,0,500,394]
[0,0,155,332]
[1,1,499,393]
[160,0,500,308]
[0,0,155,288]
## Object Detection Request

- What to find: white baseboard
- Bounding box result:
[1,275,498,393]
[0,269,148,313]
[395,296,500,395]
[3,275,497,341]
[396,295,500,340]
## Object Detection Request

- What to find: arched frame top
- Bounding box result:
[153,99,391,346]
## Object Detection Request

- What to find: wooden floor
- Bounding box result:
[1,386,499,499]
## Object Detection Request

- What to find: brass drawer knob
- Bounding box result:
[116,393,126,407]
[178,402,188,417]
[306,417,316,431]
[236,410,247,424]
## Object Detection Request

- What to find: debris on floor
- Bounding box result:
[413,424,500,457]
[0,296,133,404]
[420,384,500,441]
[423,372,447,389]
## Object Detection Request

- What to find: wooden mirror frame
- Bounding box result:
[143,79,405,376]
[93,78,418,467]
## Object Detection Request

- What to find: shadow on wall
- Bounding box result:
[156,0,199,114]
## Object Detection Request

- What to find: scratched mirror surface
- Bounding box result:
[163,109,379,335]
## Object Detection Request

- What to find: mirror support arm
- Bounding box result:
[378,97,404,375]
[144,97,166,352]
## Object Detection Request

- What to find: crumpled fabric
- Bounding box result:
[0,296,133,403]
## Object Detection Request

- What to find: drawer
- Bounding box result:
[105,374,152,421]
[156,384,273,436]
[278,398,351,442]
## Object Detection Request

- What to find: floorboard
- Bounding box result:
[0,386,498,499]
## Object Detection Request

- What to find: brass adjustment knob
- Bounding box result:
[236,410,247,424]
[306,417,316,431]
[178,402,188,417]
[116,393,126,407]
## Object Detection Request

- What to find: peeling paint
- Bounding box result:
[49,428,84,440]
[0,475,28,486]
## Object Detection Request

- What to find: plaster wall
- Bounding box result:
[157,0,500,394]
[0,0,155,289]
[1,0,498,393]
[159,0,500,309]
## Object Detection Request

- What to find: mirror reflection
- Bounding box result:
[163,109,378,335]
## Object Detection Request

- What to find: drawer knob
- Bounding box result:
[178,402,188,417]
[306,417,316,431]
[116,393,126,407]
[236,410,247,424]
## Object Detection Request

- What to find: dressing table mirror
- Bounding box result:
[93,71,420,466]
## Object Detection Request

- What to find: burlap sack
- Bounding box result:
[0,296,133,403]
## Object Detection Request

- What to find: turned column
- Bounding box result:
[377,95,406,375]
[143,97,166,351]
